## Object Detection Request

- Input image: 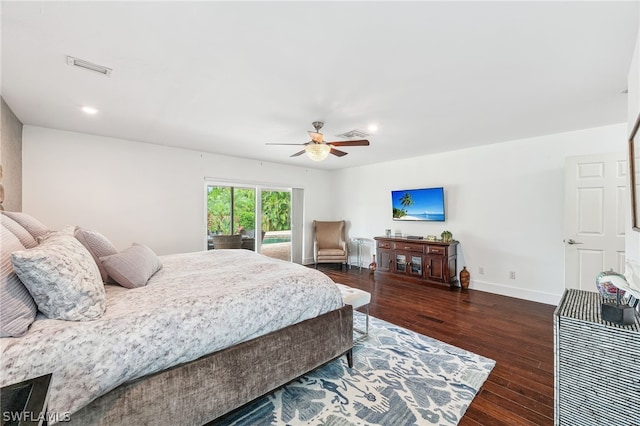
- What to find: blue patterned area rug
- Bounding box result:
[214,312,495,426]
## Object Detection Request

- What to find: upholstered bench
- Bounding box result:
[335,283,371,340]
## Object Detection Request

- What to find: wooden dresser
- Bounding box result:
[554,289,640,426]
[374,236,458,286]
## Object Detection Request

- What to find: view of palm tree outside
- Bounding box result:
[207,185,291,261]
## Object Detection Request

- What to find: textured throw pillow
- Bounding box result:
[35,225,77,244]
[0,226,38,337]
[1,211,49,240]
[11,233,106,321]
[1,214,38,249]
[74,227,118,282]
[100,243,163,289]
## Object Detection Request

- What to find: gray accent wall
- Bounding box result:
[0,97,23,212]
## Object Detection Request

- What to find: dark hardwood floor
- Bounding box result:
[318,265,556,426]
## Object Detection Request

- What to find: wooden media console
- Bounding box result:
[374,236,458,287]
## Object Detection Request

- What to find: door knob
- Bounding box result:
[565,239,583,245]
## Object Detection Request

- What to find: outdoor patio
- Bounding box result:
[260,230,291,261]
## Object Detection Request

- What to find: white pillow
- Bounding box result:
[11,233,106,321]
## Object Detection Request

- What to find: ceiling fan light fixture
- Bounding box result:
[308,131,324,143]
[305,143,331,161]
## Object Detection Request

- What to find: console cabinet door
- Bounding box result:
[393,251,425,277]
[408,253,424,277]
[377,249,393,272]
[426,255,445,281]
[394,252,408,273]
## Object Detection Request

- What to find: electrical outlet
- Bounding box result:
[479,267,485,275]
[509,271,516,279]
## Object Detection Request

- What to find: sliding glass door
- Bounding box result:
[206,183,295,262]
[260,190,291,261]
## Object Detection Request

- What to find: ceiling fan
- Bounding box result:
[266,121,370,161]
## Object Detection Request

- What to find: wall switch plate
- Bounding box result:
[509,271,516,279]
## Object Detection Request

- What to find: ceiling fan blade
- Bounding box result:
[266,143,307,146]
[327,139,370,147]
[330,148,348,157]
[290,149,306,157]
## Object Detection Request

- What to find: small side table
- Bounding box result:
[350,237,373,269]
[1,373,52,425]
[554,289,640,425]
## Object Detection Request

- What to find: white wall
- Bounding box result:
[21,126,334,258]
[333,124,627,305]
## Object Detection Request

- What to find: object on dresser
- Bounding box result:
[426,235,437,241]
[441,230,453,243]
[406,235,423,240]
[596,270,635,325]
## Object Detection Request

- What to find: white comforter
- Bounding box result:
[0,250,343,417]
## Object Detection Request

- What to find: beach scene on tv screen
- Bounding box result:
[392,188,445,221]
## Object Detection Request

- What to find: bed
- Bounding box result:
[0,212,353,425]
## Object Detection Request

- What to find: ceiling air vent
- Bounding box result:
[66,56,112,76]
[336,129,370,139]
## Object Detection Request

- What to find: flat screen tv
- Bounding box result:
[391,187,445,221]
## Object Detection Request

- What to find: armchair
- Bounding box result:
[313,220,348,270]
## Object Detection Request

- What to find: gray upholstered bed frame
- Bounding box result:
[68,305,353,425]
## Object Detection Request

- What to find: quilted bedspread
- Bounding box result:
[0,249,343,418]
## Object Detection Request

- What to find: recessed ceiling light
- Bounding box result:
[81,106,99,115]
[368,124,378,133]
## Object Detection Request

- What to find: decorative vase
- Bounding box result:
[595,270,626,300]
[441,230,453,242]
[460,266,470,289]
[369,254,377,272]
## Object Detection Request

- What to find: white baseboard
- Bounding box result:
[470,279,562,305]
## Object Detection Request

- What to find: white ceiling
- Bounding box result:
[1,1,638,170]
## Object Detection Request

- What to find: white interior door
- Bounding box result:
[564,153,626,290]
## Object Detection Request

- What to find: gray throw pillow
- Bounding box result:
[0,226,38,337]
[1,211,50,240]
[11,233,106,321]
[100,243,163,289]
[1,214,38,249]
[74,227,118,282]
